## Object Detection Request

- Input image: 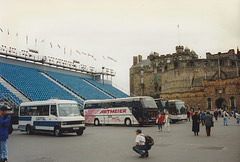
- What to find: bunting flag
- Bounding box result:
[107,56,117,62]
[57,44,61,48]
[26,35,28,44]
[76,50,81,55]
[82,52,87,55]
[0,28,3,32]
[64,47,66,54]
[50,42,52,48]
[16,32,18,37]
[7,29,9,35]
[41,39,45,43]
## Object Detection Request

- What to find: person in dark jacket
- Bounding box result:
[192,111,200,136]
[0,106,11,162]
[204,111,213,136]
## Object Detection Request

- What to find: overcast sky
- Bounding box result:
[0,0,239,95]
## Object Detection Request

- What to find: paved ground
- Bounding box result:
[8,117,240,162]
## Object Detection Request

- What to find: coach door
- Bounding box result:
[101,102,109,124]
[49,105,58,130]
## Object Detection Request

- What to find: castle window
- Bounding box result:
[167,60,170,63]
[164,65,167,71]
[159,86,162,91]
[174,62,178,68]
[207,98,211,110]
[190,61,194,66]
[141,78,144,83]
[140,70,144,75]
[230,96,235,109]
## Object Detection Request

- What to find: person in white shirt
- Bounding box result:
[223,110,229,126]
[132,129,149,158]
[165,111,170,132]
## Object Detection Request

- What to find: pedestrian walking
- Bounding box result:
[187,110,190,122]
[132,129,150,158]
[0,106,11,162]
[200,111,205,126]
[192,111,200,136]
[156,112,165,132]
[214,109,218,122]
[204,111,214,136]
[218,109,222,118]
[223,110,229,126]
[164,111,170,132]
[235,111,239,125]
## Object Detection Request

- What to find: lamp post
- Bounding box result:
[102,66,105,85]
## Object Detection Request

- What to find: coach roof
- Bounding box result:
[20,99,78,107]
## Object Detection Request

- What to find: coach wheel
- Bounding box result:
[54,127,62,137]
[76,130,83,136]
[125,118,132,126]
[26,125,33,135]
[94,119,100,126]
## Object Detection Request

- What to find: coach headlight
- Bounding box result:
[62,122,67,125]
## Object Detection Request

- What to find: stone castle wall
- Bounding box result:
[130,47,240,110]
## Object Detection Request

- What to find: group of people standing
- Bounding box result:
[156,111,170,132]
[192,111,214,136]
[191,109,240,137]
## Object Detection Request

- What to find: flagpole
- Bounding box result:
[177,24,180,45]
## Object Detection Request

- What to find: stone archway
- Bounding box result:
[215,98,227,109]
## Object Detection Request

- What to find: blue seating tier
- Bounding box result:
[84,78,129,98]
[0,83,22,104]
[0,62,78,103]
[46,71,112,100]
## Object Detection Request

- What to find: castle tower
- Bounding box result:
[176,45,184,53]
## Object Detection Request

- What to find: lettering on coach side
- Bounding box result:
[100,109,127,114]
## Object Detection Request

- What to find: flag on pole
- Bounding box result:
[7,29,9,35]
[26,35,28,44]
[76,50,81,55]
[107,56,117,62]
[50,42,52,48]
[64,47,66,54]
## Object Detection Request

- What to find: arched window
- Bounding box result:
[230,96,235,109]
[207,98,211,110]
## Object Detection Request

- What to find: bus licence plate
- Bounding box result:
[73,128,79,130]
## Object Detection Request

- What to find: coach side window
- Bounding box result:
[51,105,57,116]
[38,105,49,116]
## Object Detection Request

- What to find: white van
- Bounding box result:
[18,99,85,136]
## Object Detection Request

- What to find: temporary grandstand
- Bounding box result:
[0,46,129,112]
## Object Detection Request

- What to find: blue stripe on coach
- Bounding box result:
[33,121,61,127]
[19,117,32,121]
